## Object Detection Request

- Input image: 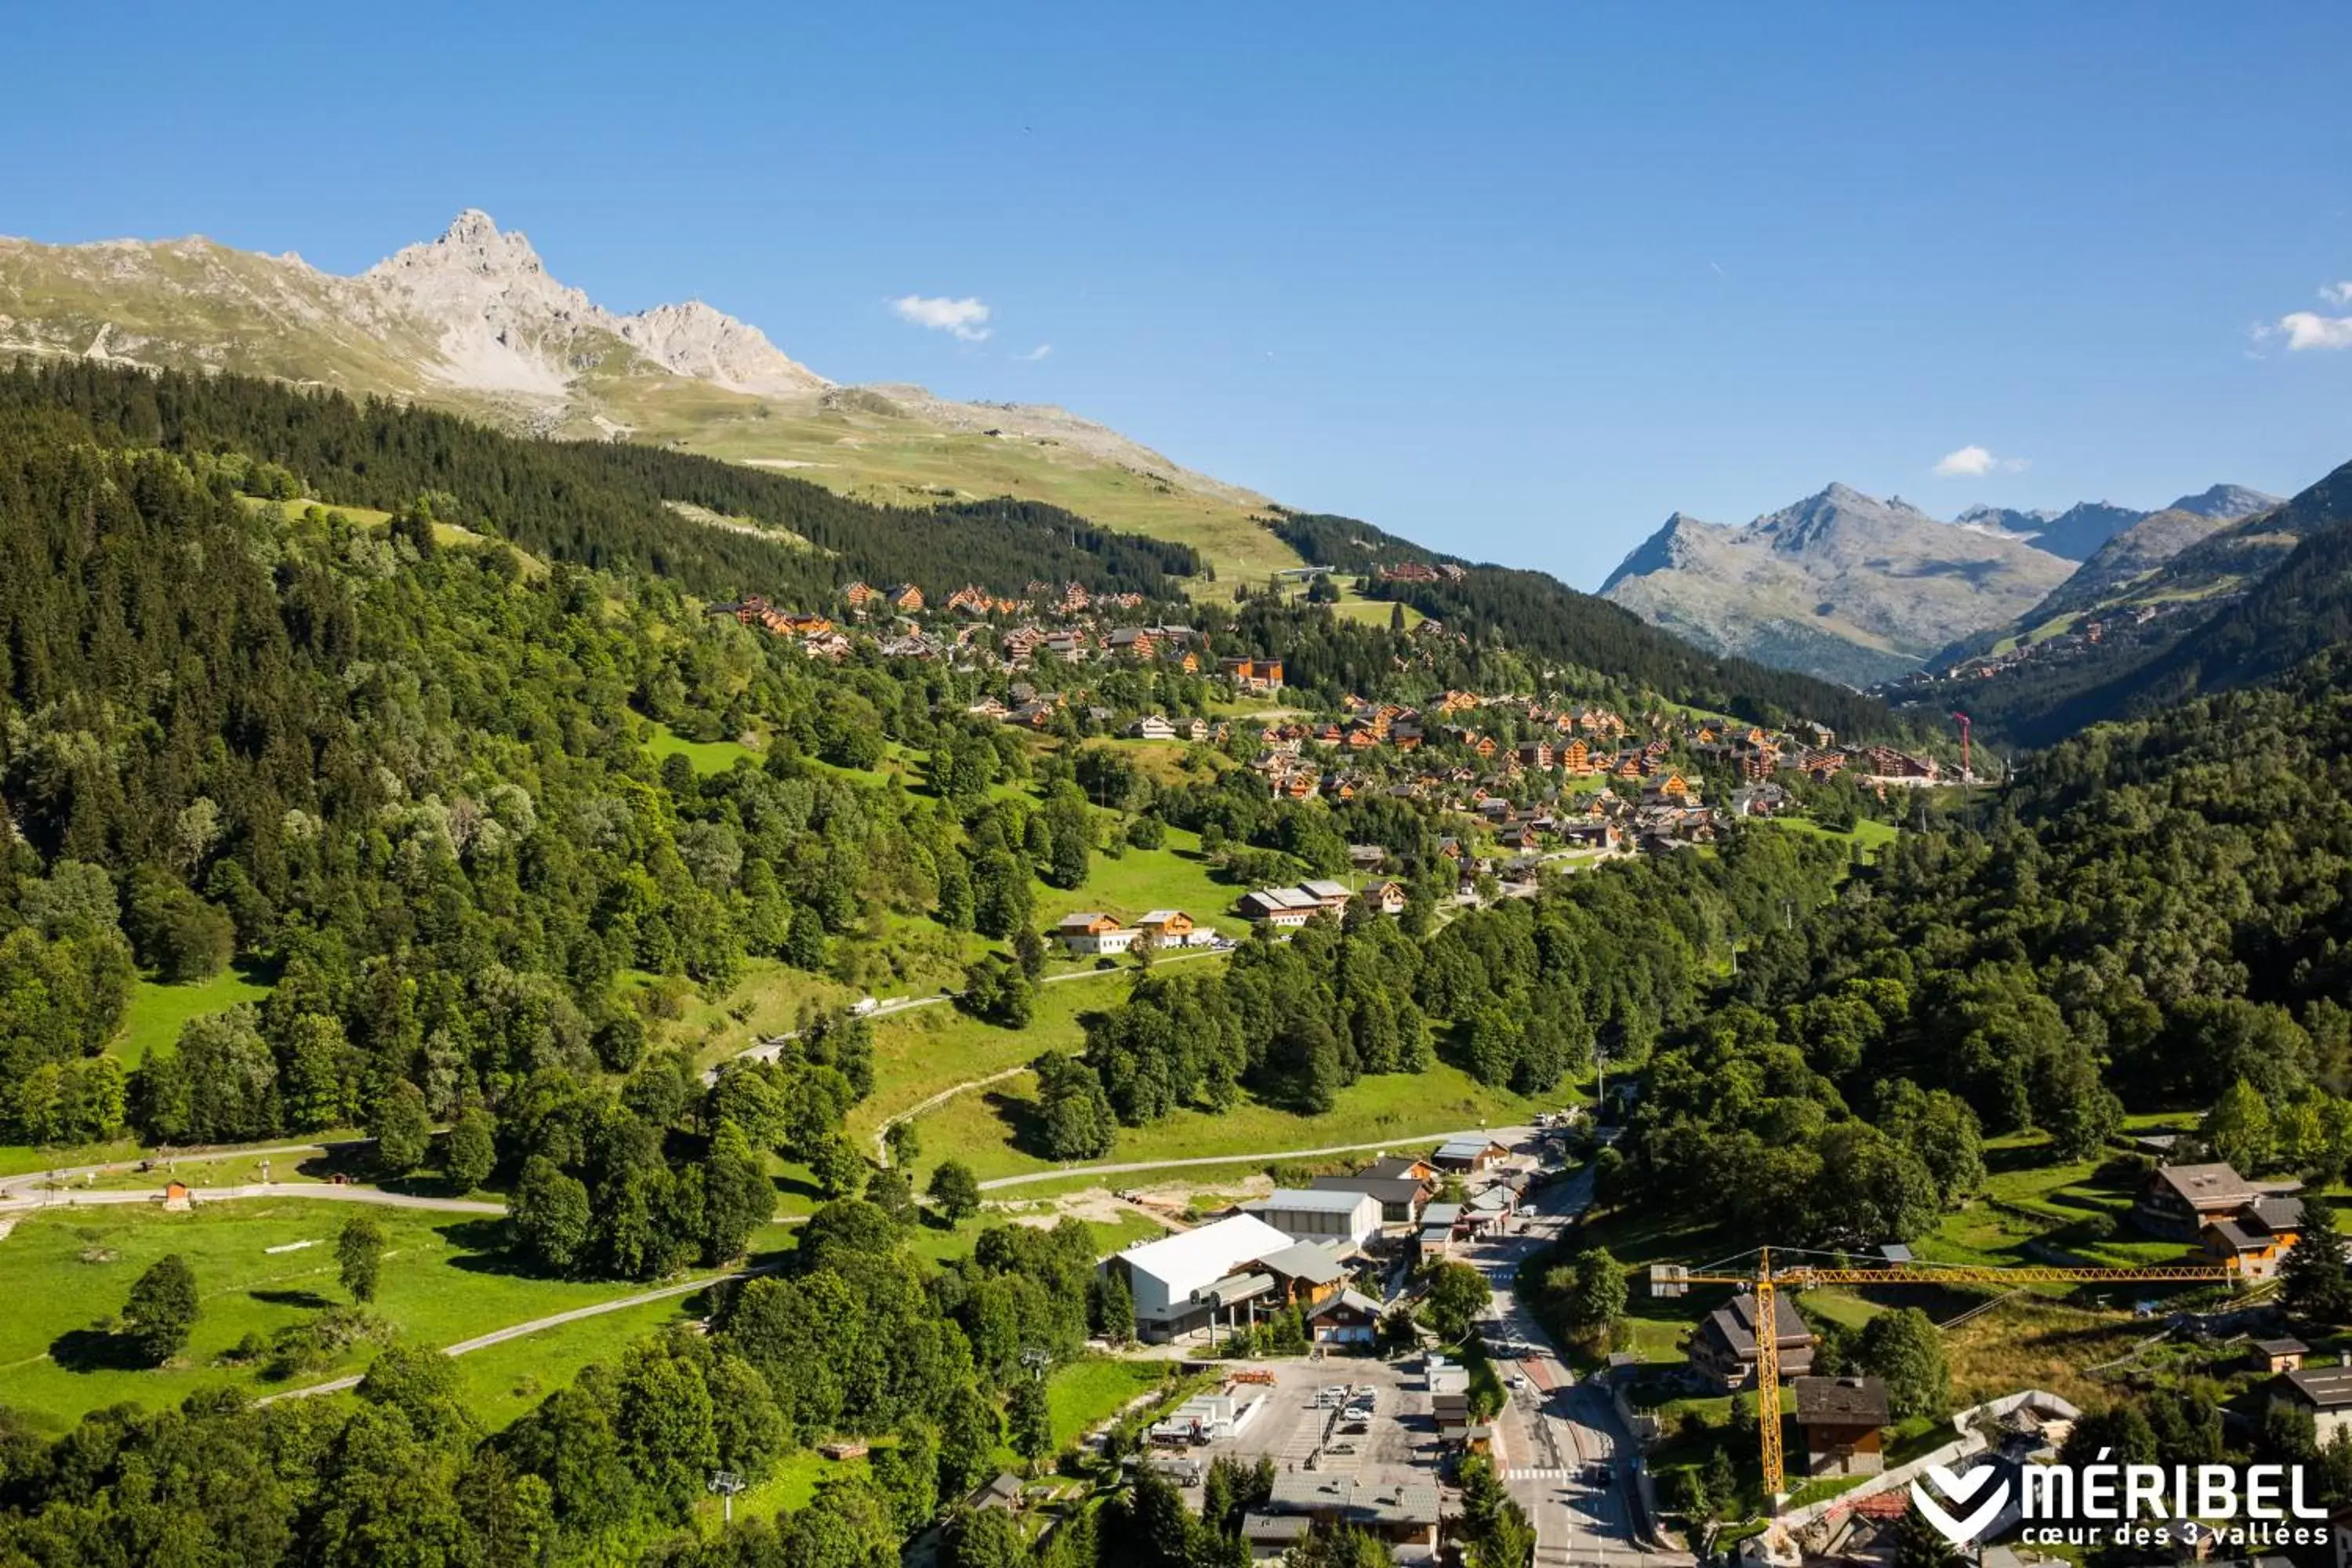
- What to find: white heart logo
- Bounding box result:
[1910,1464,2009,1546]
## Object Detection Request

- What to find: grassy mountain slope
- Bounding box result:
[0,216,1302,584]
[1889,456,2352,745]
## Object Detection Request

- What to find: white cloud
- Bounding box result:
[1018,343,1052,362]
[2259,279,2352,350]
[889,295,992,341]
[1933,445,2031,477]
[2280,310,2352,350]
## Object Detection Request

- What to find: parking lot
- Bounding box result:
[1177,1354,1443,1480]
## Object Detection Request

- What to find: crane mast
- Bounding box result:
[1650,1250,2237,1505]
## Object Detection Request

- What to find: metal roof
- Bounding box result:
[1256,1242,1346,1287]
[1256,1187,1380,1214]
[1116,1213,1293,1294]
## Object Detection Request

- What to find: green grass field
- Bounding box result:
[0,1199,682,1435]
[1766,815,1900,855]
[847,982,1104,1143]
[1037,826,1251,938]
[448,1292,707,1431]
[644,719,760,777]
[113,964,275,1067]
[1044,1357,1174,1446]
[913,1061,1547,1187]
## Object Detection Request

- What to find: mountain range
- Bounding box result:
[0,210,1292,579]
[1599,482,2277,684]
[1882,456,2352,745]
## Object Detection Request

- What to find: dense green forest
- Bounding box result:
[1609,644,2352,1247]
[0,361,1200,605]
[1264,510,1898,739]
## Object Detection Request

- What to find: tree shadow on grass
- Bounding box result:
[49,1327,150,1373]
[249,1288,334,1310]
[990,1090,1054,1162]
[770,1171,822,1207]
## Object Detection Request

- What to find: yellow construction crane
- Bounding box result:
[1650,1247,2238,1504]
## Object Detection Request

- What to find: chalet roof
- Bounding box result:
[1420,1203,1463,1228]
[2151,1163,2255,1210]
[2250,1196,2307,1232]
[1361,1156,1431,1181]
[1697,1291,1813,1359]
[2283,1366,2352,1410]
[1308,1289,1385,1321]
[2206,1218,2265,1252]
[1254,1242,1346,1287]
[1795,1375,1890,1427]
[2255,1338,2310,1356]
[1311,1174,1427,1207]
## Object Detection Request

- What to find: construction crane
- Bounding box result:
[1950,711,1973,779]
[1650,1247,2238,1504]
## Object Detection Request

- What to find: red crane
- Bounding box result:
[1951,711,1972,779]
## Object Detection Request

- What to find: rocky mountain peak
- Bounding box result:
[615,299,829,396]
[2168,483,2281,522]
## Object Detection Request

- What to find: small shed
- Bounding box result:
[162,1181,192,1212]
[2252,1337,2310,1374]
[1794,1374,1890,1477]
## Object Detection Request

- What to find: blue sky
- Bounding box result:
[5,2,2350,586]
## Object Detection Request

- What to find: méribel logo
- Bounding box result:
[1911,1464,2010,1546]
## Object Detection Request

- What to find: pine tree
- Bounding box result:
[2283,1199,2352,1325]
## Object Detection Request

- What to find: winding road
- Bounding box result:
[253,1263,782,1405]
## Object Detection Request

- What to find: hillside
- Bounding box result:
[1599,484,2077,684]
[1267,509,1901,740]
[1886,454,2352,744]
[0,210,1300,582]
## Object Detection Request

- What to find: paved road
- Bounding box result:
[0,1141,366,1203]
[975,1125,1534,1191]
[255,1261,786,1405]
[1462,1160,1692,1568]
[0,1181,504,1217]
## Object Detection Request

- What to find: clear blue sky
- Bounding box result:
[5,2,2350,586]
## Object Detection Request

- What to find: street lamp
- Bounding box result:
[708,1470,745,1524]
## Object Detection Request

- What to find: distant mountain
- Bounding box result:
[1952,485,2274,562]
[0,210,1285,577]
[1886,461,2349,746]
[1600,484,2077,684]
[1925,493,2281,669]
[2171,483,2281,521]
[1270,510,1903,739]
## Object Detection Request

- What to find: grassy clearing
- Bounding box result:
[449,1292,706,1431]
[0,1138,143,1178]
[1766,816,1900,855]
[848,981,1104,1142]
[1044,1357,1174,1446]
[1040,826,1251,937]
[0,1200,673,1435]
[913,1062,1545,1187]
[644,718,760,777]
[114,964,274,1067]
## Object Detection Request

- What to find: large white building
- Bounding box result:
[1108,1214,1295,1341]
[1247,1188,1383,1250]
